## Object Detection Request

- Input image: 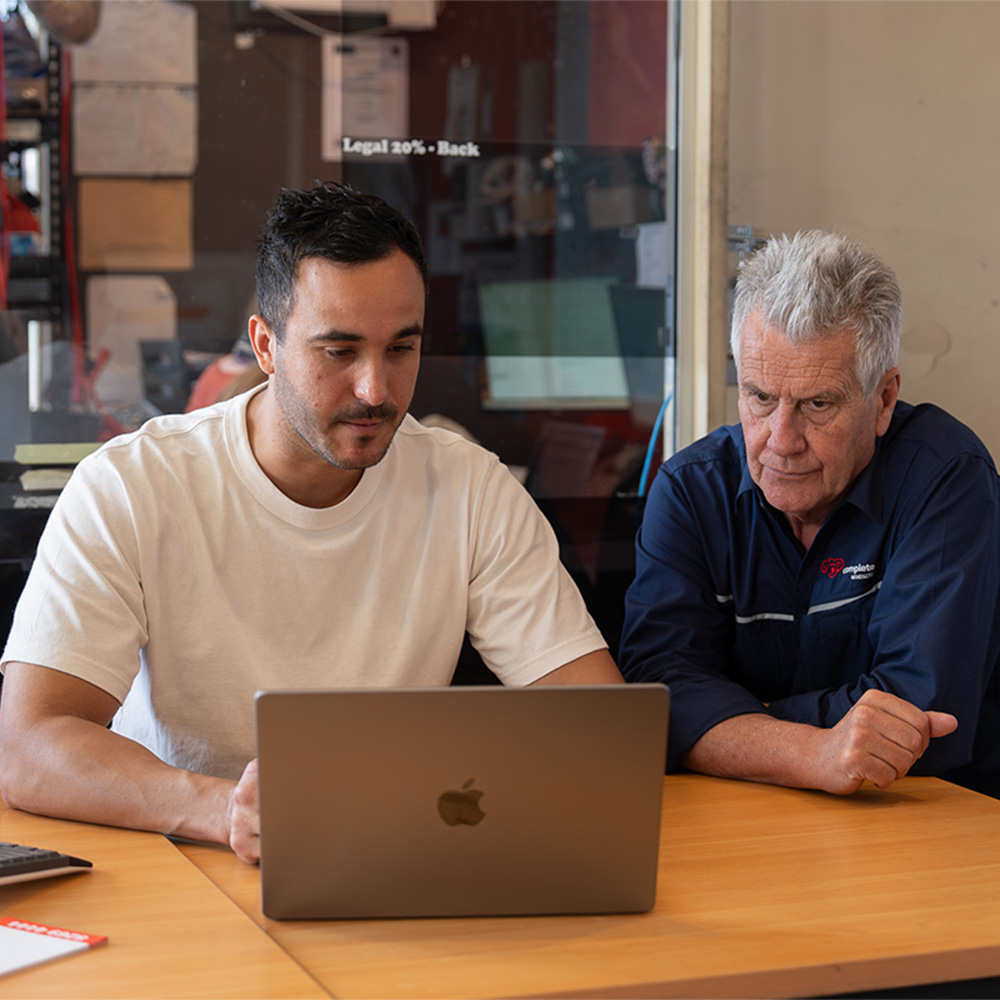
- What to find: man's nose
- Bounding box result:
[767,403,806,455]
[353,356,389,405]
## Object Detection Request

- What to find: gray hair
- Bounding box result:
[730,231,902,398]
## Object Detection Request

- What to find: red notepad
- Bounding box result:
[0,917,107,977]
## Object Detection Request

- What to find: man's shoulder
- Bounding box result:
[646,424,747,519]
[886,401,996,470]
[395,414,500,467]
[662,422,745,478]
[80,401,232,476]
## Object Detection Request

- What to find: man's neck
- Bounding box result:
[245,387,363,509]
[791,519,822,551]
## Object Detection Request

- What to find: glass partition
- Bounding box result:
[0,0,678,659]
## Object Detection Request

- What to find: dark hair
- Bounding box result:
[255,181,428,338]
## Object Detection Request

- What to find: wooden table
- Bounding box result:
[179,775,1000,999]
[0,802,325,998]
[4,776,1000,998]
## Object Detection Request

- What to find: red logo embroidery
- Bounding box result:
[820,557,845,579]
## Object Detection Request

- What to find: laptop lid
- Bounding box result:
[255,684,669,920]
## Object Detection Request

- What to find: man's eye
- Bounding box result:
[807,399,831,411]
[325,349,353,359]
[390,343,417,354]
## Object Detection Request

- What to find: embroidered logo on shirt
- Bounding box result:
[820,558,876,582]
[820,557,845,579]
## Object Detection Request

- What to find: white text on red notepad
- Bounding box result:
[0,918,102,946]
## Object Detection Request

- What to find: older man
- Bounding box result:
[622,230,1000,797]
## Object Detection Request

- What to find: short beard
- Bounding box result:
[270,370,406,472]
[306,402,405,471]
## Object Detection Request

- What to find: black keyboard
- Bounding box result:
[0,842,93,886]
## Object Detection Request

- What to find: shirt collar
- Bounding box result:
[840,438,885,522]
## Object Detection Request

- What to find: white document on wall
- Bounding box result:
[322,35,409,161]
[636,221,669,289]
[444,63,478,141]
[74,85,197,175]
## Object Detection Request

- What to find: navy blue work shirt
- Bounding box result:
[621,401,1000,794]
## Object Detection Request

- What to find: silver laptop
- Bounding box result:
[255,684,669,920]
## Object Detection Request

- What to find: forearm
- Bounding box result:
[0,714,234,845]
[681,713,830,790]
[683,692,957,795]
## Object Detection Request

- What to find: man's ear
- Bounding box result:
[875,367,901,437]
[248,314,277,375]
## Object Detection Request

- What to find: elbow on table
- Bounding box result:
[0,745,34,812]
[0,716,54,814]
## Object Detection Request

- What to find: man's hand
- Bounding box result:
[227,759,261,864]
[682,690,958,794]
[812,689,958,795]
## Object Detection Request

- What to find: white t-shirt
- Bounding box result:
[2,386,606,778]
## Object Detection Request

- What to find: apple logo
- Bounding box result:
[437,778,486,827]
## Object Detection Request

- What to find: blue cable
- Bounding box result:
[638,391,673,497]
